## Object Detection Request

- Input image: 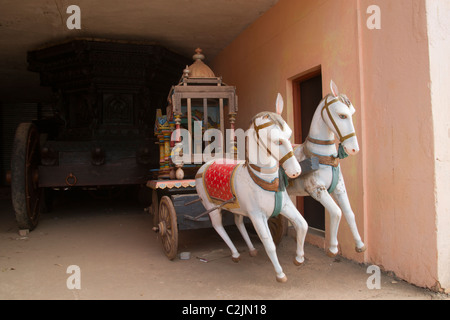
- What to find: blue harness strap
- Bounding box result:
[327,165,340,194]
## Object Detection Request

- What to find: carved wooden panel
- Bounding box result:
[27,39,190,186]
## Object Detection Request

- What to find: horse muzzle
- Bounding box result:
[281,155,301,178]
[342,136,360,156]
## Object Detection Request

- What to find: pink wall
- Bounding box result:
[426,0,450,291]
[213,0,366,264]
[212,0,441,289]
[359,0,437,289]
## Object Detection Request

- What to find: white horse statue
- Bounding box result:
[288,80,366,257]
[195,94,308,282]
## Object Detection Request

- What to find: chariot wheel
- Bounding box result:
[157,196,178,260]
[10,123,42,230]
[268,215,288,245]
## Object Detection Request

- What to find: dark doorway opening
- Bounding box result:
[293,69,325,232]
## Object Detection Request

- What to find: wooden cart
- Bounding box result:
[10,39,189,230]
[148,49,288,260]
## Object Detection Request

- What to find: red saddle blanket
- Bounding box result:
[202,160,242,208]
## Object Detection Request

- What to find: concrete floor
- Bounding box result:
[0,187,446,300]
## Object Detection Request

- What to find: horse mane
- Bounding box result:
[250,112,286,130]
[324,93,352,109]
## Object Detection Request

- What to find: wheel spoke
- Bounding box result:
[160,205,168,221]
[163,237,171,252]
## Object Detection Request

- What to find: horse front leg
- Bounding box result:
[250,214,287,283]
[280,198,308,266]
[308,186,342,257]
[332,177,366,253]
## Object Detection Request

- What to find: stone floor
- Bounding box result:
[0,187,447,300]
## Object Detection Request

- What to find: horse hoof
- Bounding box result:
[249,249,258,257]
[276,275,288,283]
[326,249,338,258]
[355,245,367,253]
[232,256,241,263]
[293,257,304,266]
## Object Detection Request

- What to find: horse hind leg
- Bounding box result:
[234,214,258,257]
[209,209,241,262]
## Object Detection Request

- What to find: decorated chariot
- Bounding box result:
[148,49,289,260]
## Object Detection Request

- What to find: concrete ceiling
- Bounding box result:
[0,0,278,102]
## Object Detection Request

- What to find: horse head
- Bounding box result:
[321,80,360,156]
[250,94,301,178]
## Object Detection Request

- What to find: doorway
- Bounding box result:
[293,69,325,232]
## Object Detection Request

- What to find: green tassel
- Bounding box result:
[272,167,288,218]
[278,167,289,192]
[338,143,349,160]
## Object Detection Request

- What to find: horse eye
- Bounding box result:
[277,140,283,146]
[339,114,348,120]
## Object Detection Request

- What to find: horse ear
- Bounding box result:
[276,93,284,115]
[330,80,339,97]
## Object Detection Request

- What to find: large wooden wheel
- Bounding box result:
[157,196,178,260]
[268,215,288,245]
[10,123,42,230]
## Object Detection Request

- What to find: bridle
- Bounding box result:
[247,117,295,174]
[305,94,357,164]
[320,94,356,144]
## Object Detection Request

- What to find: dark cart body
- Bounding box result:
[10,39,189,230]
